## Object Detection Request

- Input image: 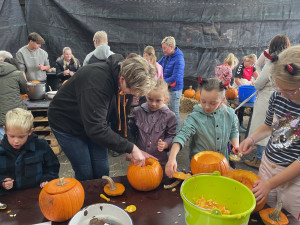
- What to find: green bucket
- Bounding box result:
[180,173,256,225]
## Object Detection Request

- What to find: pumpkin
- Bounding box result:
[39,177,85,222]
[190,151,229,175]
[195,90,201,101]
[32,80,41,83]
[184,86,195,98]
[102,176,125,196]
[224,169,267,213]
[226,87,238,100]
[259,202,289,225]
[173,171,191,180]
[127,158,163,191]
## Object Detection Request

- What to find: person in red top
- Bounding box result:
[234,54,259,86]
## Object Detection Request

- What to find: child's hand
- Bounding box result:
[40,181,48,188]
[2,178,14,190]
[157,139,168,152]
[239,137,254,155]
[165,159,177,178]
[252,179,271,205]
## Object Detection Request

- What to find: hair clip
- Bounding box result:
[285,63,298,76]
[263,51,274,60]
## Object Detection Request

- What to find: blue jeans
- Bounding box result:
[169,89,182,132]
[51,128,109,181]
[0,127,4,140]
[256,145,265,160]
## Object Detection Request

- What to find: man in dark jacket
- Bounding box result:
[48,54,156,181]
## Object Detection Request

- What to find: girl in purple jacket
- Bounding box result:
[128,79,177,166]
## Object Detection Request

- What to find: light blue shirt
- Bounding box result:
[173,104,239,161]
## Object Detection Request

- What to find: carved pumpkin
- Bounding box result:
[190,151,229,175]
[195,90,201,101]
[127,158,163,191]
[224,169,267,213]
[184,86,195,98]
[259,202,289,225]
[226,87,238,100]
[102,176,125,196]
[39,177,84,222]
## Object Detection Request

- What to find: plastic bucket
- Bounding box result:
[180,173,256,225]
[238,85,257,103]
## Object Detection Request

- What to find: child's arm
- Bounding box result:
[165,143,181,178]
[40,141,60,184]
[157,114,177,152]
[253,159,300,204]
[230,137,239,154]
[253,71,259,79]
[240,123,272,155]
[234,77,242,86]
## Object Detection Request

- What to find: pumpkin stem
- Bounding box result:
[269,202,283,221]
[102,176,116,191]
[189,85,193,90]
[57,177,66,186]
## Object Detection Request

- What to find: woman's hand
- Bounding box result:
[63,69,70,76]
[157,139,168,152]
[165,159,177,178]
[130,145,158,167]
[69,71,74,76]
[239,137,254,155]
[2,178,14,190]
[252,179,271,205]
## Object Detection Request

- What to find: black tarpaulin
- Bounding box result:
[2,0,300,89]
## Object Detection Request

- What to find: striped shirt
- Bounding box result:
[265,92,300,167]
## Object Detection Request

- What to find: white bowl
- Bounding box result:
[68,203,133,225]
[46,91,57,99]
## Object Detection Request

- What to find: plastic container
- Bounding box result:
[238,85,257,103]
[180,173,256,225]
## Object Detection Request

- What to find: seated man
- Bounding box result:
[16,32,50,82]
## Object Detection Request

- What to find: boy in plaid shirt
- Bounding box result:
[0,108,59,191]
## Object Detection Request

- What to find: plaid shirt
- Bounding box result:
[0,134,59,191]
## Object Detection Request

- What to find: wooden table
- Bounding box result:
[0,176,298,225]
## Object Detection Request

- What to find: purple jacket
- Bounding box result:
[128,103,177,166]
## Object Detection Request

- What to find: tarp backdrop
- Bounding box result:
[2,0,300,89]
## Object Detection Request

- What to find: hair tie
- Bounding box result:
[285,63,298,76]
[271,55,279,63]
[263,50,274,60]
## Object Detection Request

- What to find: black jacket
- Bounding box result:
[48,54,134,153]
[55,57,81,83]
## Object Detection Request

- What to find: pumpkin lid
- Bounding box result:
[43,178,79,195]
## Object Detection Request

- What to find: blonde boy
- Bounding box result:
[0,108,59,191]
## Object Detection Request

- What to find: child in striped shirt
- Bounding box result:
[240,45,300,221]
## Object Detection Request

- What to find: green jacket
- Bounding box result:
[173,104,239,161]
[0,62,27,125]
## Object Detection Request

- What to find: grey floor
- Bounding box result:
[58,113,258,178]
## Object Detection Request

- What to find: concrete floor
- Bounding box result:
[58,112,258,178]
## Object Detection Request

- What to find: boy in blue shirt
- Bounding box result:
[0,108,59,191]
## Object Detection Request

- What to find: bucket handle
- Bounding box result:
[194,171,221,176]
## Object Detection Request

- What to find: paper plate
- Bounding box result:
[68,203,133,225]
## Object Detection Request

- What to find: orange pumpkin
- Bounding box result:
[184,86,195,98]
[127,158,163,191]
[190,151,229,175]
[32,80,41,83]
[39,177,85,222]
[224,169,267,213]
[226,87,238,100]
[259,202,289,225]
[195,90,201,101]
